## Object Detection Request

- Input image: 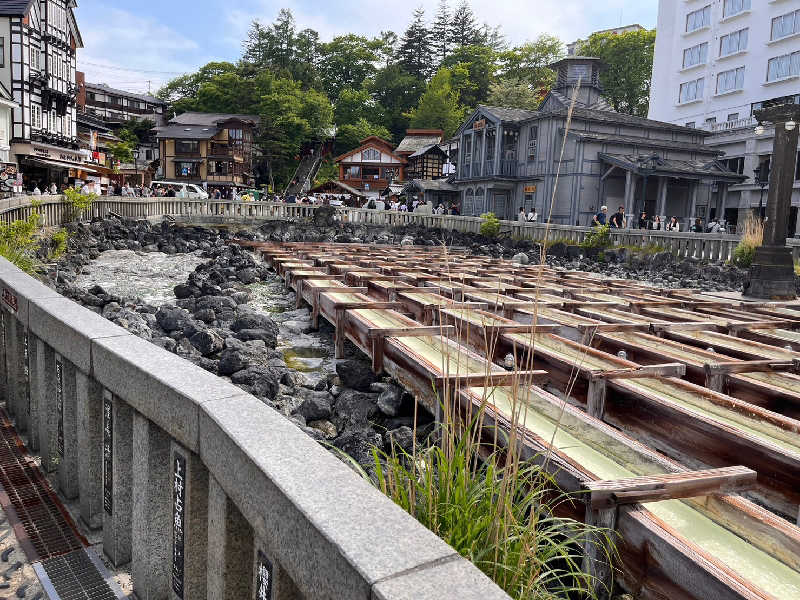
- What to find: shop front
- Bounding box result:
[12,142,96,193]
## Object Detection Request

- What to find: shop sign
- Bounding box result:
[27,142,84,164]
[0,165,17,189]
[2,288,18,313]
[524,185,537,193]
[473,119,486,130]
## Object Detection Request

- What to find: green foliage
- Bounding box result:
[49,229,69,260]
[479,212,500,238]
[441,44,496,108]
[0,211,42,274]
[577,29,656,117]
[335,118,392,156]
[362,411,613,599]
[109,141,134,165]
[318,35,381,100]
[732,241,757,268]
[398,7,433,80]
[486,78,541,111]
[63,187,97,222]
[313,160,338,188]
[496,35,563,97]
[408,68,468,137]
[581,224,612,249]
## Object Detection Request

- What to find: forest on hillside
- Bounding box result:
[155,1,655,188]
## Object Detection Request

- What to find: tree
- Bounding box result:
[431,0,451,65]
[243,9,297,73]
[407,68,467,138]
[368,64,427,139]
[449,1,481,49]
[398,7,433,81]
[578,29,656,117]
[442,44,496,109]
[334,87,375,126]
[497,35,564,98]
[486,78,541,111]
[156,61,238,113]
[109,141,134,165]
[334,118,392,156]
[318,35,380,101]
[375,31,398,68]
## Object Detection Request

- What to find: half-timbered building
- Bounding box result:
[333,136,406,198]
[0,0,84,190]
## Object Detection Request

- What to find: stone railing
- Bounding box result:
[0,256,508,599]
[2,195,800,263]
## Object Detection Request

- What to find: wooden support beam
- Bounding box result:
[727,321,798,335]
[368,325,457,373]
[704,359,800,376]
[309,287,368,329]
[434,370,548,388]
[484,324,560,335]
[590,363,686,381]
[650,322,723,334]
[583,466,757,510]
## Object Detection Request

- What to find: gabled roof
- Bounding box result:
[0,1,34,16]
[155,125,220,140]
[544,105,709,135]
[409,144,447,159]
[169,112,260,126]
[565,130,720,155]
[478,105,540,123]
[542,88,615,112]
[396,129,444,154]
[598,153,747,183]
[86,82,166,106]
[333,136,406,164]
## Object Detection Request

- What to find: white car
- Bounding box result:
[151,181,209,199]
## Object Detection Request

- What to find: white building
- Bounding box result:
[0,0,86,192]
[566,24,645,56]
[649,0,800,233]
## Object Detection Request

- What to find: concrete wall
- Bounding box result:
[0,256,509,600]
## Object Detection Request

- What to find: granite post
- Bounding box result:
[103,392,133,567]
[76,371,103,528]
[57,357,79,499]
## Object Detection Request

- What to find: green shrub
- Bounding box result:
[0,211,42,274]
[479,212,501,238]
[732,241,756,268]
[359,410,613,599]
[62,187,97,222]
[48,229,69,260]
[580,224,612,249]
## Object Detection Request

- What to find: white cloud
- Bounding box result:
[76,7,201,94]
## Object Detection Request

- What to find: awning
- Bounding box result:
[170,157,204,163]
[598,153,747,183]
[23,157,90,171]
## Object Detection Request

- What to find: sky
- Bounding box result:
[74,0,658,96]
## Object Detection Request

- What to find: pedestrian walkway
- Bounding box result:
[0,408,123,599]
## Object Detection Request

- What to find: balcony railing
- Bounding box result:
[459,158,518,179]
[706,116,757,133]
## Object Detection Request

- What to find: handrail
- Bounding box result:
[1,194,798,263]
[0,255,509,599]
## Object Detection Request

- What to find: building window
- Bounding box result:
[175,140,199,154]
[686,6,711,33]
[679,77,704,103]
[176,162,200,178]
[362,148,380,161]
[211,161,229,176]
[31,104,41,130]
[87,92,95,101]
[772,10,800,41]
[720,28,748,57]
[527,126,538,161]
[110,96,122,106]
[705,117,717,126]
[723,0,750,18]
[683,42,708,68]
[29,45,39,70]
[767,51,800,82]
[727,113,739,122]
[716,67,745,94]
[685,121,696,128]
[723,157,745,175]
[0,38,4,68]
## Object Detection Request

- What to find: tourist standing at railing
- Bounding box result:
[638,212,648,229]
[609,205,625,228]
[690,218,704,233]
[517,207,526,222]
[666,216,680,231]
[651,215,662,230]
[592,206,607,227]
[49,182,58,195]
[527,209,537,222]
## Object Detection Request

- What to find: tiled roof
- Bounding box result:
[478,105,540,123]
[599,153,747,182]
[567,130,720,154]
[155,125,220,140]
[546,89,615,111]
[409,144,446,158]
[396,133,444,154]
[85,83,166,106]
[0,1,34,16]
[169,112,260,126]
[544,104,708,135]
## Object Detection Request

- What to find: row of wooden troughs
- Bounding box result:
[238,241,800,600]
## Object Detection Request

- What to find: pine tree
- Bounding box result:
[398,7,433,81]
[449,1,479,49]
[431,0,451,65]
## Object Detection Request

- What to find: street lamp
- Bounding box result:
[753,165,768,219]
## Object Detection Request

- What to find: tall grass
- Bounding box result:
[732,215,763,268]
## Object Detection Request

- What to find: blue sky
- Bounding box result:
[75,0,658,95]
